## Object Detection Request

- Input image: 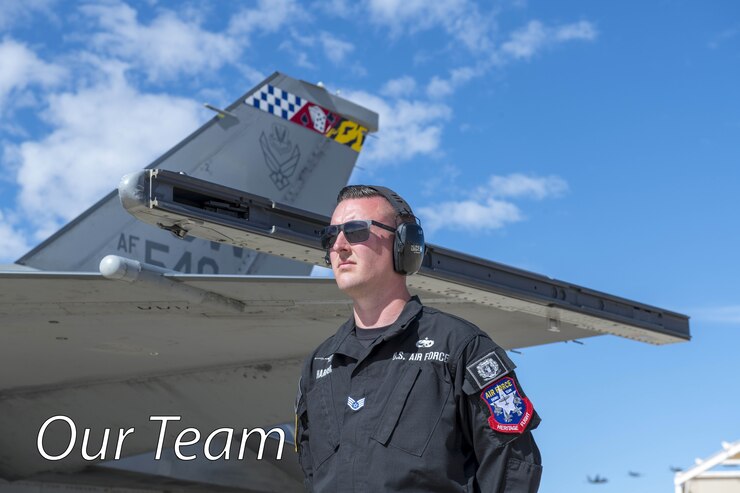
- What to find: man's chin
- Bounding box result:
[335,273,366,295]
[335,276,356,292]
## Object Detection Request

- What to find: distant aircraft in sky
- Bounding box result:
[587,474,608,484]
[628,470,643,477]
[671,466,684,472]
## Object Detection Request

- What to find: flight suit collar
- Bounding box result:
[379,295,423,342]
[327,296,424,359]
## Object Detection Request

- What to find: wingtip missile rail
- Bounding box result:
[118,169,330,264]
[119,169,690,345]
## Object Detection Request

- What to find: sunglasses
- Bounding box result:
[320,219,396,249]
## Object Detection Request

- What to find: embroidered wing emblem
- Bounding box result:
[416,337,434,348]
[347,396,366,411]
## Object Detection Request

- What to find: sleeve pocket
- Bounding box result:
[504,457,543,493]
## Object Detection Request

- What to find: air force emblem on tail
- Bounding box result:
[258,123,300,190]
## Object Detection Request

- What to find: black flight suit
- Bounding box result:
[295,296,542,492]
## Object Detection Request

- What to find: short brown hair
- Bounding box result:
[337,185,386,202]
[337,185,415,225]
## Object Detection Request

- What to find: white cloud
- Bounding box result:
[0,38,66,113]
[486,173,568,199]
[6,60,203,237]
[365,0,494,52]
[295,52,316,69]
[418,199,523,233]
[320,2,596,100]
[423,19,596,100]
[500,20,597,61]
[79,0,303,83]
[418,173,568,233]
[0,0,56,30]
[426,77,454,99]
[425,65,482,99]
[319,32,354,64]
[287,30,354,66]
[693,306,740,324]
[314,0,358,18]
[500,20,547,59]
[450,66,479,83]
[81,2,241,82]
[0,210,30,262]
[380,76,417,98]
[279,40,316,69]
[554,20,598,42]
[342,90,451,163]
[228,0,303,36]
[365,1,596,61]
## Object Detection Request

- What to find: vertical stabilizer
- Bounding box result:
[17,72,378,275]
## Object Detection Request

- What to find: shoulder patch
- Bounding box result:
[466,350,511,389]
[480,377,534,434]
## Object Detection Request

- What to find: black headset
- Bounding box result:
[323,185,425,276]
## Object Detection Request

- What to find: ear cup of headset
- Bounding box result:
[393,222,425,275]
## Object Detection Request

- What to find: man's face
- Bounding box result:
[327,197,398,296]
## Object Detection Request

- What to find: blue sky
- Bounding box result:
[1,0,738,491]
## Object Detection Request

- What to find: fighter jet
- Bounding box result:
[587,474,608,484]
[0,72,691,491]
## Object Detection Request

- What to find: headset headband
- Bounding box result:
[368,185,415,220]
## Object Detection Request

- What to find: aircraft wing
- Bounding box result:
[2,266,662,393]
[0,259,689,484]
[0,71,381,490]
[0,271,338,484]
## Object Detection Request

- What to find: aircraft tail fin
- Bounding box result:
[17,72,378,275]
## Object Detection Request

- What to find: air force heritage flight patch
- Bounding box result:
[480,377,534,434]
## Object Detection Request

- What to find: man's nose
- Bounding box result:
[332,230,351,251]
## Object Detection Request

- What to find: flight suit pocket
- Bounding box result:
[371,363,451,457]
[306,379,339,470]
[504,457,542,493]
